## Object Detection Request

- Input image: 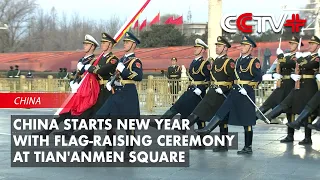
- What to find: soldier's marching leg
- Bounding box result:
[299,117,313,145]
[287,107,312,130]
[280,114,294,143]
[32,112,71,136]
[308,116,320,131]
[265,105,284,121]
[124,129,135,161]
[149,107,178,128]
[256,105,271,123]
[213,123,228,152]
[195,115,223,135]
[104,128,116,152]
[191,121,206,149]
[237,126,253,155]
[80,129,94,153]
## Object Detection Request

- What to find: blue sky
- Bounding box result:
[38,0,308,23]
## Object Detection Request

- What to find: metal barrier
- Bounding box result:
[0,76,277,113]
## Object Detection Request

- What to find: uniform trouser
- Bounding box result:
[244,126,253,147]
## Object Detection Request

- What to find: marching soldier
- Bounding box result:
[13,65,20,78]
[167,57,182,103]
[187,36,234,151]
[96,32,142,159]
[32,34,100,139]
[150,39,210,136]
[256,36,302,143]
[196,35,262,155]
[7,66,14,78]
[266,36,320,145]
[73,32,119,152]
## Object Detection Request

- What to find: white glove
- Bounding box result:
[193,88,202,96]
[84,64,91,71]
[239,88,247,96]
[302,52,311,57]
[272,73,283,80]
[116,63,125,72]
[318,48,320,56]
[106,82,112,91]
[215,88,223,95]
[316,74,320,81]
[70,81,80,93]
[114,81,122,86]
[77,62,84,70]
[276,48,283,55]
[290,74,301,81]
[295,52,303,59]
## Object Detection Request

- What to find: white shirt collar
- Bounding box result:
[218,54,226,58]
[194,56,202,61]
[84,54,93,59]
[125,52,134,57]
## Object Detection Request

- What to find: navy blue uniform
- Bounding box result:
[172,56,210,118]
[216,55,262,126]
[192,55,235,121]
[96,53,142,117]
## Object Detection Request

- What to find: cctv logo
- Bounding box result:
[221,13,305,34]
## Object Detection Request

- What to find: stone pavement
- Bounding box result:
[0,109,320,180]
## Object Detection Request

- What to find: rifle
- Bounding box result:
[294,37,302,90]
[276,28,284,88]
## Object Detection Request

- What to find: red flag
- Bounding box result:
[165,16,174,24]
[139,19,147,31]
[172,16,183,25]
[149,12,160,26]
[133,20,139,29]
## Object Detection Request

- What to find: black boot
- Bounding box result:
[265,105,284,121]
[194,115,222,135]
[256,105,270,124]
[176,114,199,135]
[213,124,228,152]
[104,129,115,152]
[124,130,135,161]
[308,117,320,131]
[53,129,73,140]
[281,114,294,143]
[191,121,206,150]
[237,129,253,155]
[299,122,312,145]
[286,109,311,130]
[149,108,177,128]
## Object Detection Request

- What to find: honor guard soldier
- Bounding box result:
[7,66,14,78]
[72,32,119,152]
[150,39,210,135]
[256,36,301,142]
[196,35,262,155]
[188,36,234,151]
[167,57,182,103]
[266,36,320,145]
[32,34,100,139]
[96,32,142,159]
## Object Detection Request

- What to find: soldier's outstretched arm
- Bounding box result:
[121,59,143,81]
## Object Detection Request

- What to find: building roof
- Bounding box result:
[0,40,309,72]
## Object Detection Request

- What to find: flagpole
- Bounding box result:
[181,14,184,34]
